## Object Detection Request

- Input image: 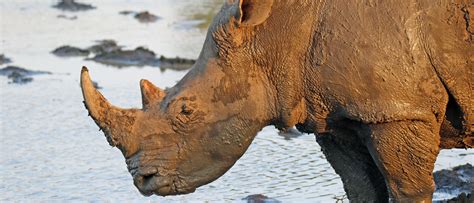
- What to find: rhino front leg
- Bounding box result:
[317,133,388,202]
[366,121,440,203]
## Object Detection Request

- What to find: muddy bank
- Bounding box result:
[243,194,281,203]
[120,11,160,23]
[53,0,95,12]
[1,54,12,65]
[0,66,51,84]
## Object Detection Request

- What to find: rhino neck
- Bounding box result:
[254,1,326,130]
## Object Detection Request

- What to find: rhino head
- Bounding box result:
[81,0,312,196]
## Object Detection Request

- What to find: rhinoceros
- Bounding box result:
[81,0,473,202]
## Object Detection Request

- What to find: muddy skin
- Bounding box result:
[52,0,95,12]
[242,194,281,203]
[81,0,473,202]
[0,54,12,65]
[52,45,90,57]
[1,66,51,84]
[434,164,474,195]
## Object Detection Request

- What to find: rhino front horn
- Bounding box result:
[80,66,141,151]
[140,79,166,109]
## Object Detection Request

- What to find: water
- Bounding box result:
[0,0,472,202]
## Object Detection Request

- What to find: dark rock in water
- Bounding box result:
[134,11,160,23]
[0,66,51,84]
[53,0,95,12]
[242,194,281,203]
[159,55,196,71]
[57,14,77,20]
[435,193,473,203]
[0,54,12,65]
[89,47,158,67]
[119,10,135,15]
[278,127,303,140]
[8,71,33,84]
[52,45,90,57]
[87,40,122,55]
[434,164,474,195]
[92,81,101,89]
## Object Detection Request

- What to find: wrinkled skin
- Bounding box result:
[81,0,473,202]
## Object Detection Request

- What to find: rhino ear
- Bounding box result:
[231,0,273,26]
[140,79,166,109]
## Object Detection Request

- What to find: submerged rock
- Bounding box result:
[0,66,51,84]
[435,193,473,203]
[57,14,77,20]
[53,0,95,12]
[0,54,12,65]
[134,11,160,23]
[89,47,158,67]
[434,164,474,194]
[52,45,90,57]
[119,10,135,15]
[159,55,196,71]
[242,194,281,203]
[278,127,303,140]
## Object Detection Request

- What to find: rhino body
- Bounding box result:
[81,0,473,202]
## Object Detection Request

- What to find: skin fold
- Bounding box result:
[81,0,473,202]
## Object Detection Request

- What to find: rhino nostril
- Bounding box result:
[143,174,154,181]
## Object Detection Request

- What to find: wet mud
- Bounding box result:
[52,0,95,12]
[0,54,12,65]
[242,194,281,203]
[0,66,51,84]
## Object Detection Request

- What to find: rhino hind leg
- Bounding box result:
[316,133,388,202]
[366,121,440,202]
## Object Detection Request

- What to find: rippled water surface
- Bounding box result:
[1,0,473,202]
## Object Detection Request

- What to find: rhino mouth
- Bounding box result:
[131,169,195,196]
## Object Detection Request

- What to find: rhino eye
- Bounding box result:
[180,103,194,115]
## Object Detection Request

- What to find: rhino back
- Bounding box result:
[303,0,472,136]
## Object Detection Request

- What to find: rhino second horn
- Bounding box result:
[80,66,140,150]
[140,79,166,109]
